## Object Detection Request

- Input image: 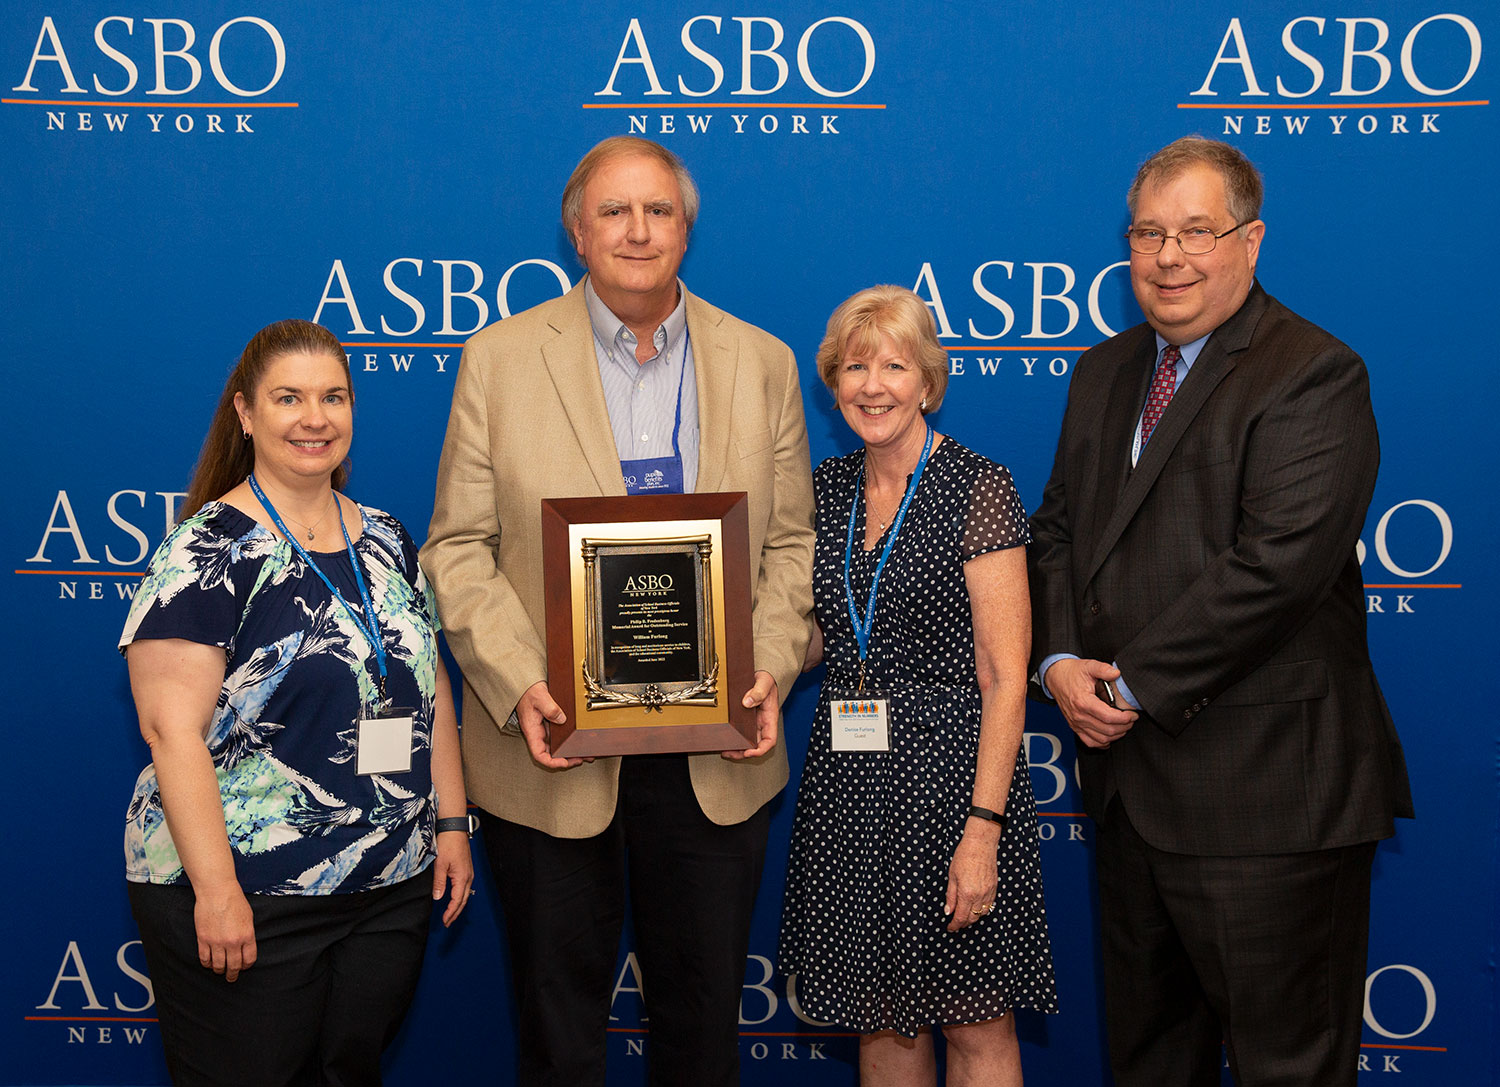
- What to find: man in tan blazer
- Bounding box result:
[421,137,814,1086]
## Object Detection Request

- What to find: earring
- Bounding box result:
[242,430,250,440]
[920,397,928,411]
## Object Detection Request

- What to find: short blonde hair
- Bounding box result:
[816,285,948,413]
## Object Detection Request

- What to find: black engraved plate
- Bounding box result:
[598,548,700,685]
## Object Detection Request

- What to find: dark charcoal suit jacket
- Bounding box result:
[1029,282,1413,856]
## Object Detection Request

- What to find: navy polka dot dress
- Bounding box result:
[779,438,1058,1036]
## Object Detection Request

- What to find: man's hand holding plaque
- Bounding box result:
[722,671,780,761]
[513,681,588,770]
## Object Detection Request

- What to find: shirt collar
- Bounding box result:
[584,276,688,363]
[1154,330,1212,371]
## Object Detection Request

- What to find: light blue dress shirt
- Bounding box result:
[584,276,700,493]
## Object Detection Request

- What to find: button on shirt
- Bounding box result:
[585,277,700,493]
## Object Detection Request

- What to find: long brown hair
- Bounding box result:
[182,320,353,518]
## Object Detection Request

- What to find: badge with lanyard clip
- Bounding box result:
[829,690,891,752]
[248,475,415,776]
[831,429,934,753]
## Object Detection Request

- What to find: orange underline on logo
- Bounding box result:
[14,569,144,577]
[1177,100,1487,109]
[583,101,885,110]
[607,1027,860,1037]
[2,98,298,108]
[946,345,1092,352]
[342,341,462,348]
[1364,584,1460,589]
[1359,1043,1447,1052]
[24,1015,158,1023]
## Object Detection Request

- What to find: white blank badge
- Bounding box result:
[830,697,891,752]
[356,710,414,775]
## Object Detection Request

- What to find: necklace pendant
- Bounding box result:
[307,528,315,540]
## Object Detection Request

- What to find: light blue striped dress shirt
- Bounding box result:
[584,277,699,493]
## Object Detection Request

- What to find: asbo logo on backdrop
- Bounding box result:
[8,14,292,136]
[588,14,881,139]
[13,15,286,96]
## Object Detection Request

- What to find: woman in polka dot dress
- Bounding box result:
[780,286,1057,1085]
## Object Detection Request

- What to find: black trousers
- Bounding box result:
[481,753,770,1087]
[128,873,431,1087]
[1096,798,1376,1087]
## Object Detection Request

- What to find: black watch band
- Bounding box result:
[967,804,1009,832]
[436,815,476,836]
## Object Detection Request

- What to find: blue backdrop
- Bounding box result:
[3,2,1494,1083]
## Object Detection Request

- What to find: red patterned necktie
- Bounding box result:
[1140,344,1181,447]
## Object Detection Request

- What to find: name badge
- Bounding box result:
[356,707,415,776]
[830,698,890,752]
[621,453,684,495]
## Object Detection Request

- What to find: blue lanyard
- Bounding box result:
[843,427,934,680]
[248,474,389,702]
[668,329,690,457]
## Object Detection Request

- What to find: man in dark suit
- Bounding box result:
[1029,137,1413,1086]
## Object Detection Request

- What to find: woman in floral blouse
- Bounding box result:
[120,319,471,1086]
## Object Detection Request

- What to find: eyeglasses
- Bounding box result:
[1125,222,1250,255]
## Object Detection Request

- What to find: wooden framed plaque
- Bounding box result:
[540,492,755,757]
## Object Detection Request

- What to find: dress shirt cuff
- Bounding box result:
[1111,667,1142,710]
[1037,653,1077,701]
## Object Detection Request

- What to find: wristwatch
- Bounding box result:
[967,804,1009,832]
[435,815,478,836]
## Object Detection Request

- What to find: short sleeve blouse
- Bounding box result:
[119,501,443,896]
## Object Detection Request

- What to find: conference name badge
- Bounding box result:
[356,707,415,776]
[830,697,890,752]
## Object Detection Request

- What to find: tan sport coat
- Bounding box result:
[421,280,815,838]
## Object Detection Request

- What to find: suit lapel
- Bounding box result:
[540,283,627,496]
[1081,284,1268,585]
[686,291,737,493]
[1086,330,1154,542]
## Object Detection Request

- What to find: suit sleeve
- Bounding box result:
[1118,344,1379,734]
[1026,375,1085,698]
[751,343,816,702]
[419,339,545,730]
